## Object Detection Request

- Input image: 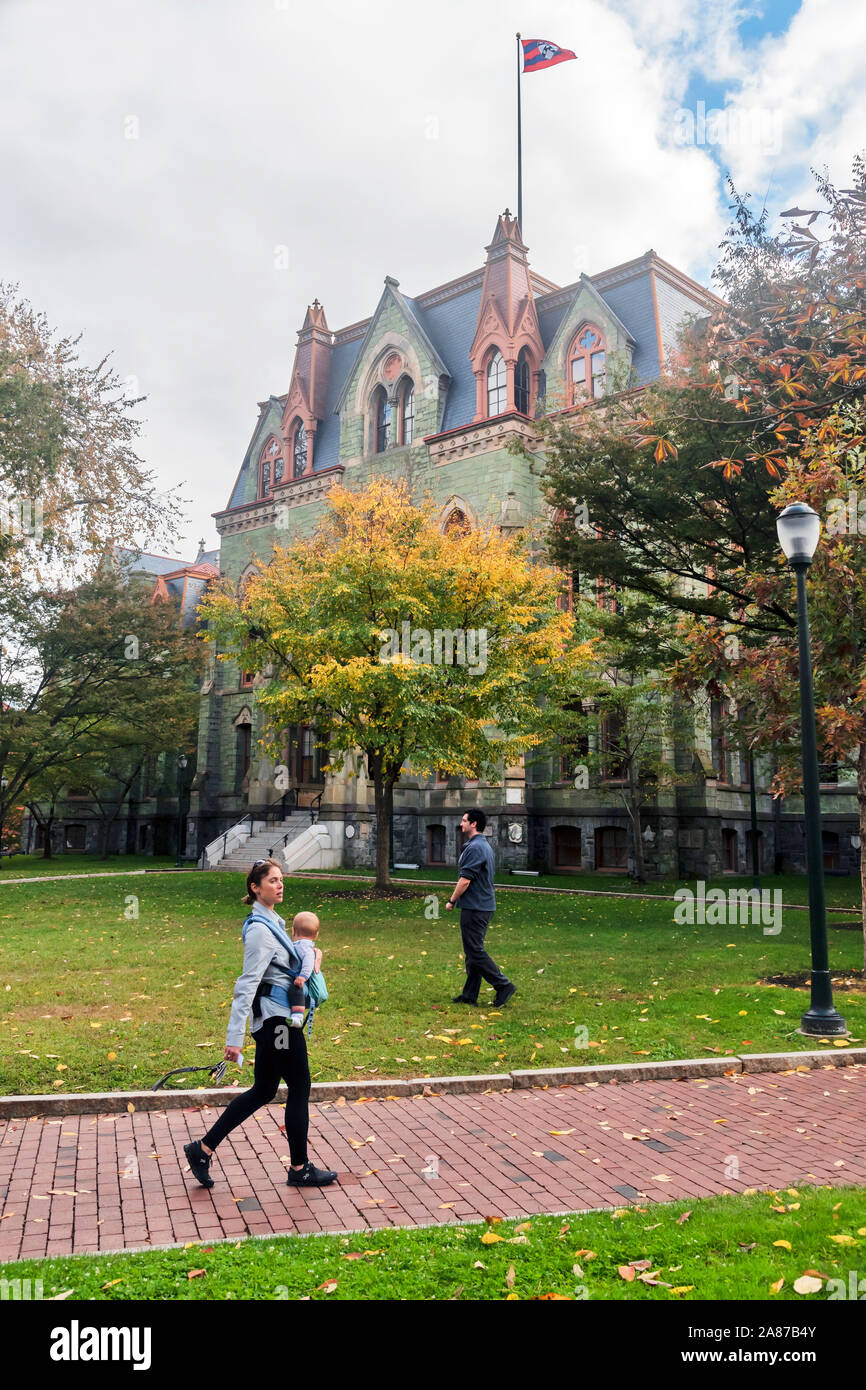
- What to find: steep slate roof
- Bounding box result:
[230,233,716,498]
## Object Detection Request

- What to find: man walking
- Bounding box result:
[445,809,516,1007]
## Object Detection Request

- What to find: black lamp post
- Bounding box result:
[175,755,188,869]
[776,502,846,1037]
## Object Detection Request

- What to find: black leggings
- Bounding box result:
[201,1016,311,1165]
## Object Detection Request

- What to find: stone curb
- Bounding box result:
[2,1050,864,1119]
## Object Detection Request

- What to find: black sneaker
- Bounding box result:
[286,1161,338,1188]
[452,994,478,1005]
[494,982,517,1007]
[184,1140,214,1188]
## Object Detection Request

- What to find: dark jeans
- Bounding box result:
[201,1016,311,1165]
[459,908,510,1002]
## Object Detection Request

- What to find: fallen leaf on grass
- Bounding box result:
[507,1235,529,1245]
[473,1261,485,1269]
[769,1277,785,1294]
[618,1265,636,1282]
[506,1264,515,1290]
[793,1275,823,1295]
[574,1249,596,1259]
[677,1211,693,1225]
[101,1279,123,1290]
[773,1240,792,1251]
[669,1286,694,1296]
[481,1232,503,1244]
[829,1234,858,1245]
[515,1221,531,1234]
[187,1269,207,1280]
[317,1280,338,1294]
[50,1289,75,1300]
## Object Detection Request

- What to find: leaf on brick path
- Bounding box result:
[834,1160,846,1167]
[0,1212,16,1219]
[769,1277,785,1295]
[676,1211,693,1225]
[773,1240,792,1251]
[549,1129,574,1135]
[101,1279,124,1289]
[127,1102,135,1113]
[669,1286,695,1296]
[317,1280,338,1294]
[515,1221,531,1234]
[438,1203,456,1209]
[574,1250,597,1259]
[506,1264,516,1290]
[713,1118,728,1125]
[47,1190,78,1197]
[31,1195,49,1201]
[187,1269,207,1280]
[335,1096,346,1107]
[829,1234,858,1245]
[618,1265,636,1282]
[651,1175,672,1183]
[481,1231,503,1244]
[50,1289,75,1300]
[793,1275,823,1295]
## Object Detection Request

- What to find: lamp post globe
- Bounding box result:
[775,503,846,1036]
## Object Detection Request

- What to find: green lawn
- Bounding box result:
[0,854,180,878]
[3,1186,864,1300]
[0,870,864,1095]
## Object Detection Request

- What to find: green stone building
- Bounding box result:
[190,212,859,880]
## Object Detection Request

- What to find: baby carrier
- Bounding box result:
[244,909,328,1036]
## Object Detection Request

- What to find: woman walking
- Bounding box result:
[183,858,337,1189]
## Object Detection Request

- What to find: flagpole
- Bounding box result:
[516,31,523,233]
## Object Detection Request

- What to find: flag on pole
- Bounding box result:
[521,38,577,73]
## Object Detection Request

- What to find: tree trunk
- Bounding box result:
[859,742,866,971]
[624,745,646,883]
[372,774,392,890]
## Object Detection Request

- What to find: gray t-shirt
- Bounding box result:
[457,833,496,912]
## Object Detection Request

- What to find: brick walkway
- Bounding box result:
[1,1066,865,1262]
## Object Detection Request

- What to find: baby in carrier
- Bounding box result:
[289,910,320,1027]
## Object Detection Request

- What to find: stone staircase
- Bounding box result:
[210,818,310,871]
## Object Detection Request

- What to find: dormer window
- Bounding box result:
[374,387,391,452]
[292,421,308,478]
[569,327,606,404]
[259,436,284,497]
[401,381,415,445]
[487,350,507,416]
[515,349,531,415]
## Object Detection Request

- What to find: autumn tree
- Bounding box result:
[0,571,203,863]
[0,282,182,587]
[200,477,595,889]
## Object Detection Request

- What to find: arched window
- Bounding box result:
[401,381,415,445]
[292,421,307,478]
[568,326,606,404]
[374,387,391,453]
[444,508,470,537]
[259,436,283,497]
[515,349,531,415]
[487,350,507,416]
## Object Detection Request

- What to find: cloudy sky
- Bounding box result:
[1,0,864,558]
